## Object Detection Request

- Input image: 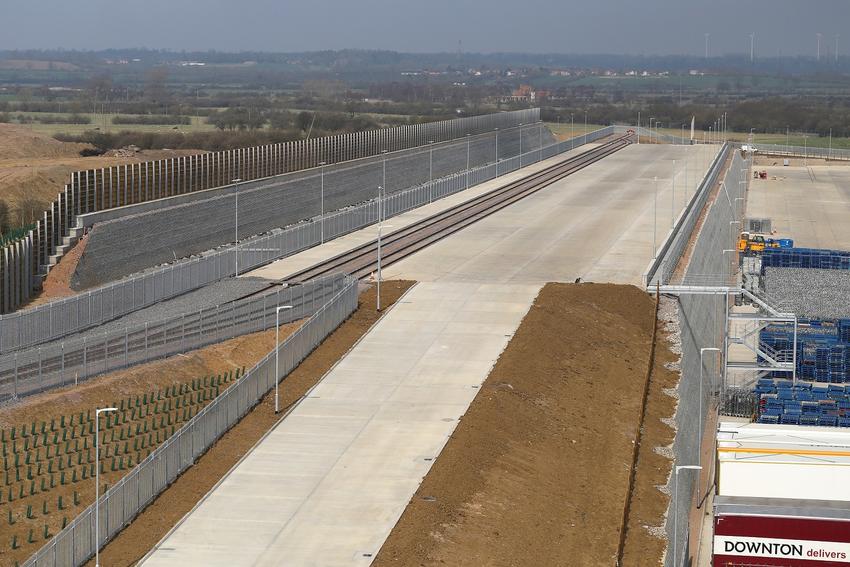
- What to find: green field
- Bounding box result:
[6,113,217,136]
[545,122,608,139]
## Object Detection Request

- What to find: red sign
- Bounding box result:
[714,514,850,566]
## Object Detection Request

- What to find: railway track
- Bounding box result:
[281,134,632,284]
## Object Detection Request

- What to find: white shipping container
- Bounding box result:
[717,420,850,502]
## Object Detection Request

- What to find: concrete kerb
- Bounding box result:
[137,281,419,564]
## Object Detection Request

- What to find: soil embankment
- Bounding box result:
[374,282,678,567]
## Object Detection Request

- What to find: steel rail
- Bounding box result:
[282,134,631,284]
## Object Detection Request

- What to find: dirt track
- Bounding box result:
[373,283,678,567]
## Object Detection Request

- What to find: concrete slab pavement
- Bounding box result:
[746,165,850,250]
[384,143,718,285]
[245,143,600,281]
[140,282,541,567]
[142,143,719,567]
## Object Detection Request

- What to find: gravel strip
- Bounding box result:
[764,266,850,319]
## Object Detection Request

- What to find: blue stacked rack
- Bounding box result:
[762,248,850,270]
[755,379,850,427]
[759,320,850,382]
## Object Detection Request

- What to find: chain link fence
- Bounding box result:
[756,142,850,161]
[646,144,731,286]
[0,274,348,402]
[665,149,751,567]
[0,126,615,356]
[21,275,359,567]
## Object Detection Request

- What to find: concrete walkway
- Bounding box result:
[141,281,539,567]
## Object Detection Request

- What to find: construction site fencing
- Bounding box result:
[0,274,347,403]
[645,143,731,286]
[21,275,359,567]
[756,142,850,161]
[0,125,615,356]
[666,150,751,567]
[0,109,539,314]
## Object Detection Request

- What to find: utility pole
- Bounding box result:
[705,33,710,60]
[817,33,823,62]
[837,34,841,63]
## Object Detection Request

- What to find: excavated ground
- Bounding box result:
[373,282,679,567]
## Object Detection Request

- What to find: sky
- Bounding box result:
[2,0,847,57]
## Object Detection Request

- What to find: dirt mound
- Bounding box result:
[374,282,678,567]
[0,123,90,160]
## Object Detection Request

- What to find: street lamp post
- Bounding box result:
[584,110,588,145]
[671,159,676,227]
[699,347,721,476]
[376,216,393,313]
[274,305,294,413]
[494,128,499,175]
[734,196,745,219]
[674,465,703,567]
[95,407,118,567]
[466,133,471,188]
[538,121,543,161]
[570,113,574,144]
[730,220,742,250]
[653,176,658,258]
[428,140,435,203]
[519,122,522,167]
[381,149,388,196]
[232,178,242,276]
[319,162,326,243]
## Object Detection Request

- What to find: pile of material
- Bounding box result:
[763,266,850,319]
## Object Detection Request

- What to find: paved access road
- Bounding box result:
[140,281,539,567]
[383,143,716,285]
[746,164,850,250]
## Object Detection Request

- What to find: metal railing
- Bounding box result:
[756,142,850,161]
[0,274,348,402]
[22,275,359,567]
[0,125,616,356]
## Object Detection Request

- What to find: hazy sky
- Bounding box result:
[2,0,847,57]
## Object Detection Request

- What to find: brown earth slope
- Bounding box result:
[373,282,678,567]
[0,124,200,220]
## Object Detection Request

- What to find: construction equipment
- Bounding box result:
[739,231,793,255]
